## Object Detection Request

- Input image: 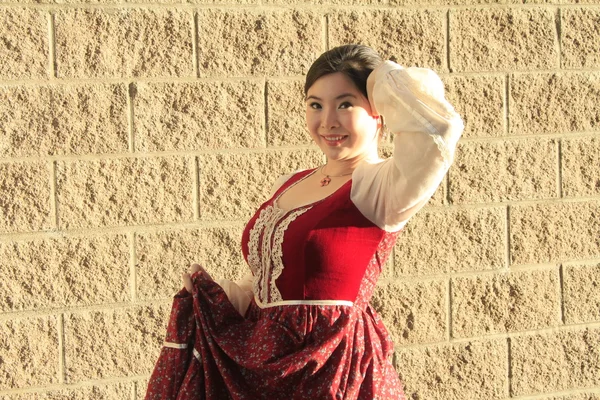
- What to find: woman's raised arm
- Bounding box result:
[351,61,464,232]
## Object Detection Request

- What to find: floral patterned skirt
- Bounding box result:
[145,272,405,399]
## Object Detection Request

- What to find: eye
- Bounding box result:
[308,102,322,110]
[339,101,353,109]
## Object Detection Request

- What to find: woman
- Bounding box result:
[145,44,463,399]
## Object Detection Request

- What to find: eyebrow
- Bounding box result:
[305,93,357,101]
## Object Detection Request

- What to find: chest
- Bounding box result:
[275,170,351,212]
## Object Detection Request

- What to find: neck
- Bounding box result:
[324,149,380,176]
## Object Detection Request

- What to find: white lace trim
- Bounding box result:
[163,342,188,349]
[254,295,353,309]
[431,133,452,170]
[247,203,312,305]
[270,207,311,303]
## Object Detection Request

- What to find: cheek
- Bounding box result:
[348,113,378,135]
[305,112,320,133]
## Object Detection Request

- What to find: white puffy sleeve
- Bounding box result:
[215,274,253,316]
[351,61,464,232]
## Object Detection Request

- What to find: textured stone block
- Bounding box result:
[64,305,169,382]
[0,235,129,311]
[452,269,560,338]
[186,0,259,3]
[510,72,600,135]
[563,262,600,324]
[267,79,311,147]
[329,10,445,70]
[0,162,52,233]
[0,84,128,157]
[265,0,558,3]
[1,0,122,3]
[196,10,322,77]
[395,207,505,276]
[510,201,600,265]
[511,328,600,395]
[539,395,600,400]
[0,8,48,79]
[371,279,446,345]
[450,139,558,203]
[0,316,58,390]
[562,8,600,69]
[199,149,322,221]
[136,225,246,300]
[55,9,193,78]
[0,383,133,400]
[135,81,264,152]
[443,75,505,138]
[396,339,508,400]
[562,136,600,197]
[56,156,194,229]
[450,9,558,72]
[136,379,149,400]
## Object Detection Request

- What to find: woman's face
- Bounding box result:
[305,72,379,163]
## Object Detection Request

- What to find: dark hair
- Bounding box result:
[304,44,383,98]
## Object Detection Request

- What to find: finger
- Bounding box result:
[190,263,202,274]
[182,272,193,293]
[191,263,213,281]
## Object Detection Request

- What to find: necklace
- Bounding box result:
[319,165,353,187]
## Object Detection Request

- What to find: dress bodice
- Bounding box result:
[241,168,399,308]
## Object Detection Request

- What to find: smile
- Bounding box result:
[322,135,348,143]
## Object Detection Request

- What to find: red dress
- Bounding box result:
[145,61,464,400]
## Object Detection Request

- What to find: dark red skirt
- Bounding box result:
[145,272,405,399]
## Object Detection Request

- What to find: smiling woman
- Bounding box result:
[145,44,464,400]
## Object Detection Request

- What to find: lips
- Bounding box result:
[321,135,348,145]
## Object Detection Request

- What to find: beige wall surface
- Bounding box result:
[1,0,599,399]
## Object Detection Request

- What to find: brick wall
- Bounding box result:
[0,1,599,399]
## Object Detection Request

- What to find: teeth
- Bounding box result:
[324,136,345,141]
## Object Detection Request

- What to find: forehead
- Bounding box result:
[306,72,363,98]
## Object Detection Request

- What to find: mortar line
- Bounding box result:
[263,78,269,147]
[511,387,600,400]
[556,7,562,70]
[2,68,600,87]
[445,173,451,205]
[557,139,563,198]
[0,376,152,395]
[323,14,329,51]
[505,205,511,270]
[446,9,451,73]
[5,133,595,165]
[2,3,587,11]
[48,12,57,79]
[504,74,510,136]
[51,161,59,231]
[58,313,66,384]
[447,277,453,341]
[0,299,175,322]
[130,232,137,302]
[507,337,513,397]
[131,381,137,400]
[193,156,200,220]
[558,263,566,325]
[127,83,136,153]
[193,11,199,79]
[4,197,600,242]
[393,320,600,351]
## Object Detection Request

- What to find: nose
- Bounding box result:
[320,108,339,130]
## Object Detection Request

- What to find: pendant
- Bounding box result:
[320,176,331,187]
